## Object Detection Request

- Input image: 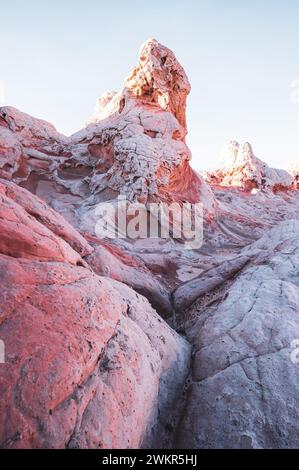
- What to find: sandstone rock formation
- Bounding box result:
[0,39,216,317]
[206,140,294,192]
[177,220,299,448]
[0,181,190,449]
[0,39,216,215]
[78,38,216,210]
[0,178,91,265]
[1,38,299,450]
[0,106,69,183]
[86,238,174,317]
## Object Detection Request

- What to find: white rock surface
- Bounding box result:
[177,220,299,448]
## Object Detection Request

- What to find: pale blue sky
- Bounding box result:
[1,0,299,170]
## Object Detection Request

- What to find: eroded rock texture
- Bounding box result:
[0,39,216,214]
[79,38,216,210]
[0,181,190,449]
[0,178,92,263]
[177,220,299,448]
[206,140,294,192]
[1,38,299,450]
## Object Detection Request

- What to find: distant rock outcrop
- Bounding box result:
[206,140,294,192]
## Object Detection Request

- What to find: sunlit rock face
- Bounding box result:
[0,39,216,318]
[2,38,299,451]
[0,106,69,182]
[89,38,191,131]
[82,38,215,209]
[206,140,294,192]
[0,256,190,449]
[0,40,199,450]
[0,39,216,215]
[0,180,190,449]
[0,178,92,263]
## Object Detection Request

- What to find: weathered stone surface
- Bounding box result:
[0,40,216,219]
[172,255,251,312]
[86,237,174,318]
[0,254,190,449]
[1,38,299,451]
[206,140,294,192]
[0,179,92,258]
[0,126,22,180]
[0,106,69,183]
[0,179,89,265]
[177,220,299,449]
[77,38,216,211]
[0,176,190,449]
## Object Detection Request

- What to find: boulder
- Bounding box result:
[0,255,190,449]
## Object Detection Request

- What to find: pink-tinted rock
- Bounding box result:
[86,236,173,317]
[206,140,294,192]
[0,179,190,449]
[0,255,190,449]
[0,184,86,265]
[0,106,69,183]
[0,127,22,180]
[0,39,216,226]
[2,38,299,452]
[1,179,92,257]
[124,38,191,130]
[77,38,216,211]
[0,179,92,263]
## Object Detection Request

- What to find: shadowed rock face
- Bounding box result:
[177,220,299,449]
[1,38,299,450]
